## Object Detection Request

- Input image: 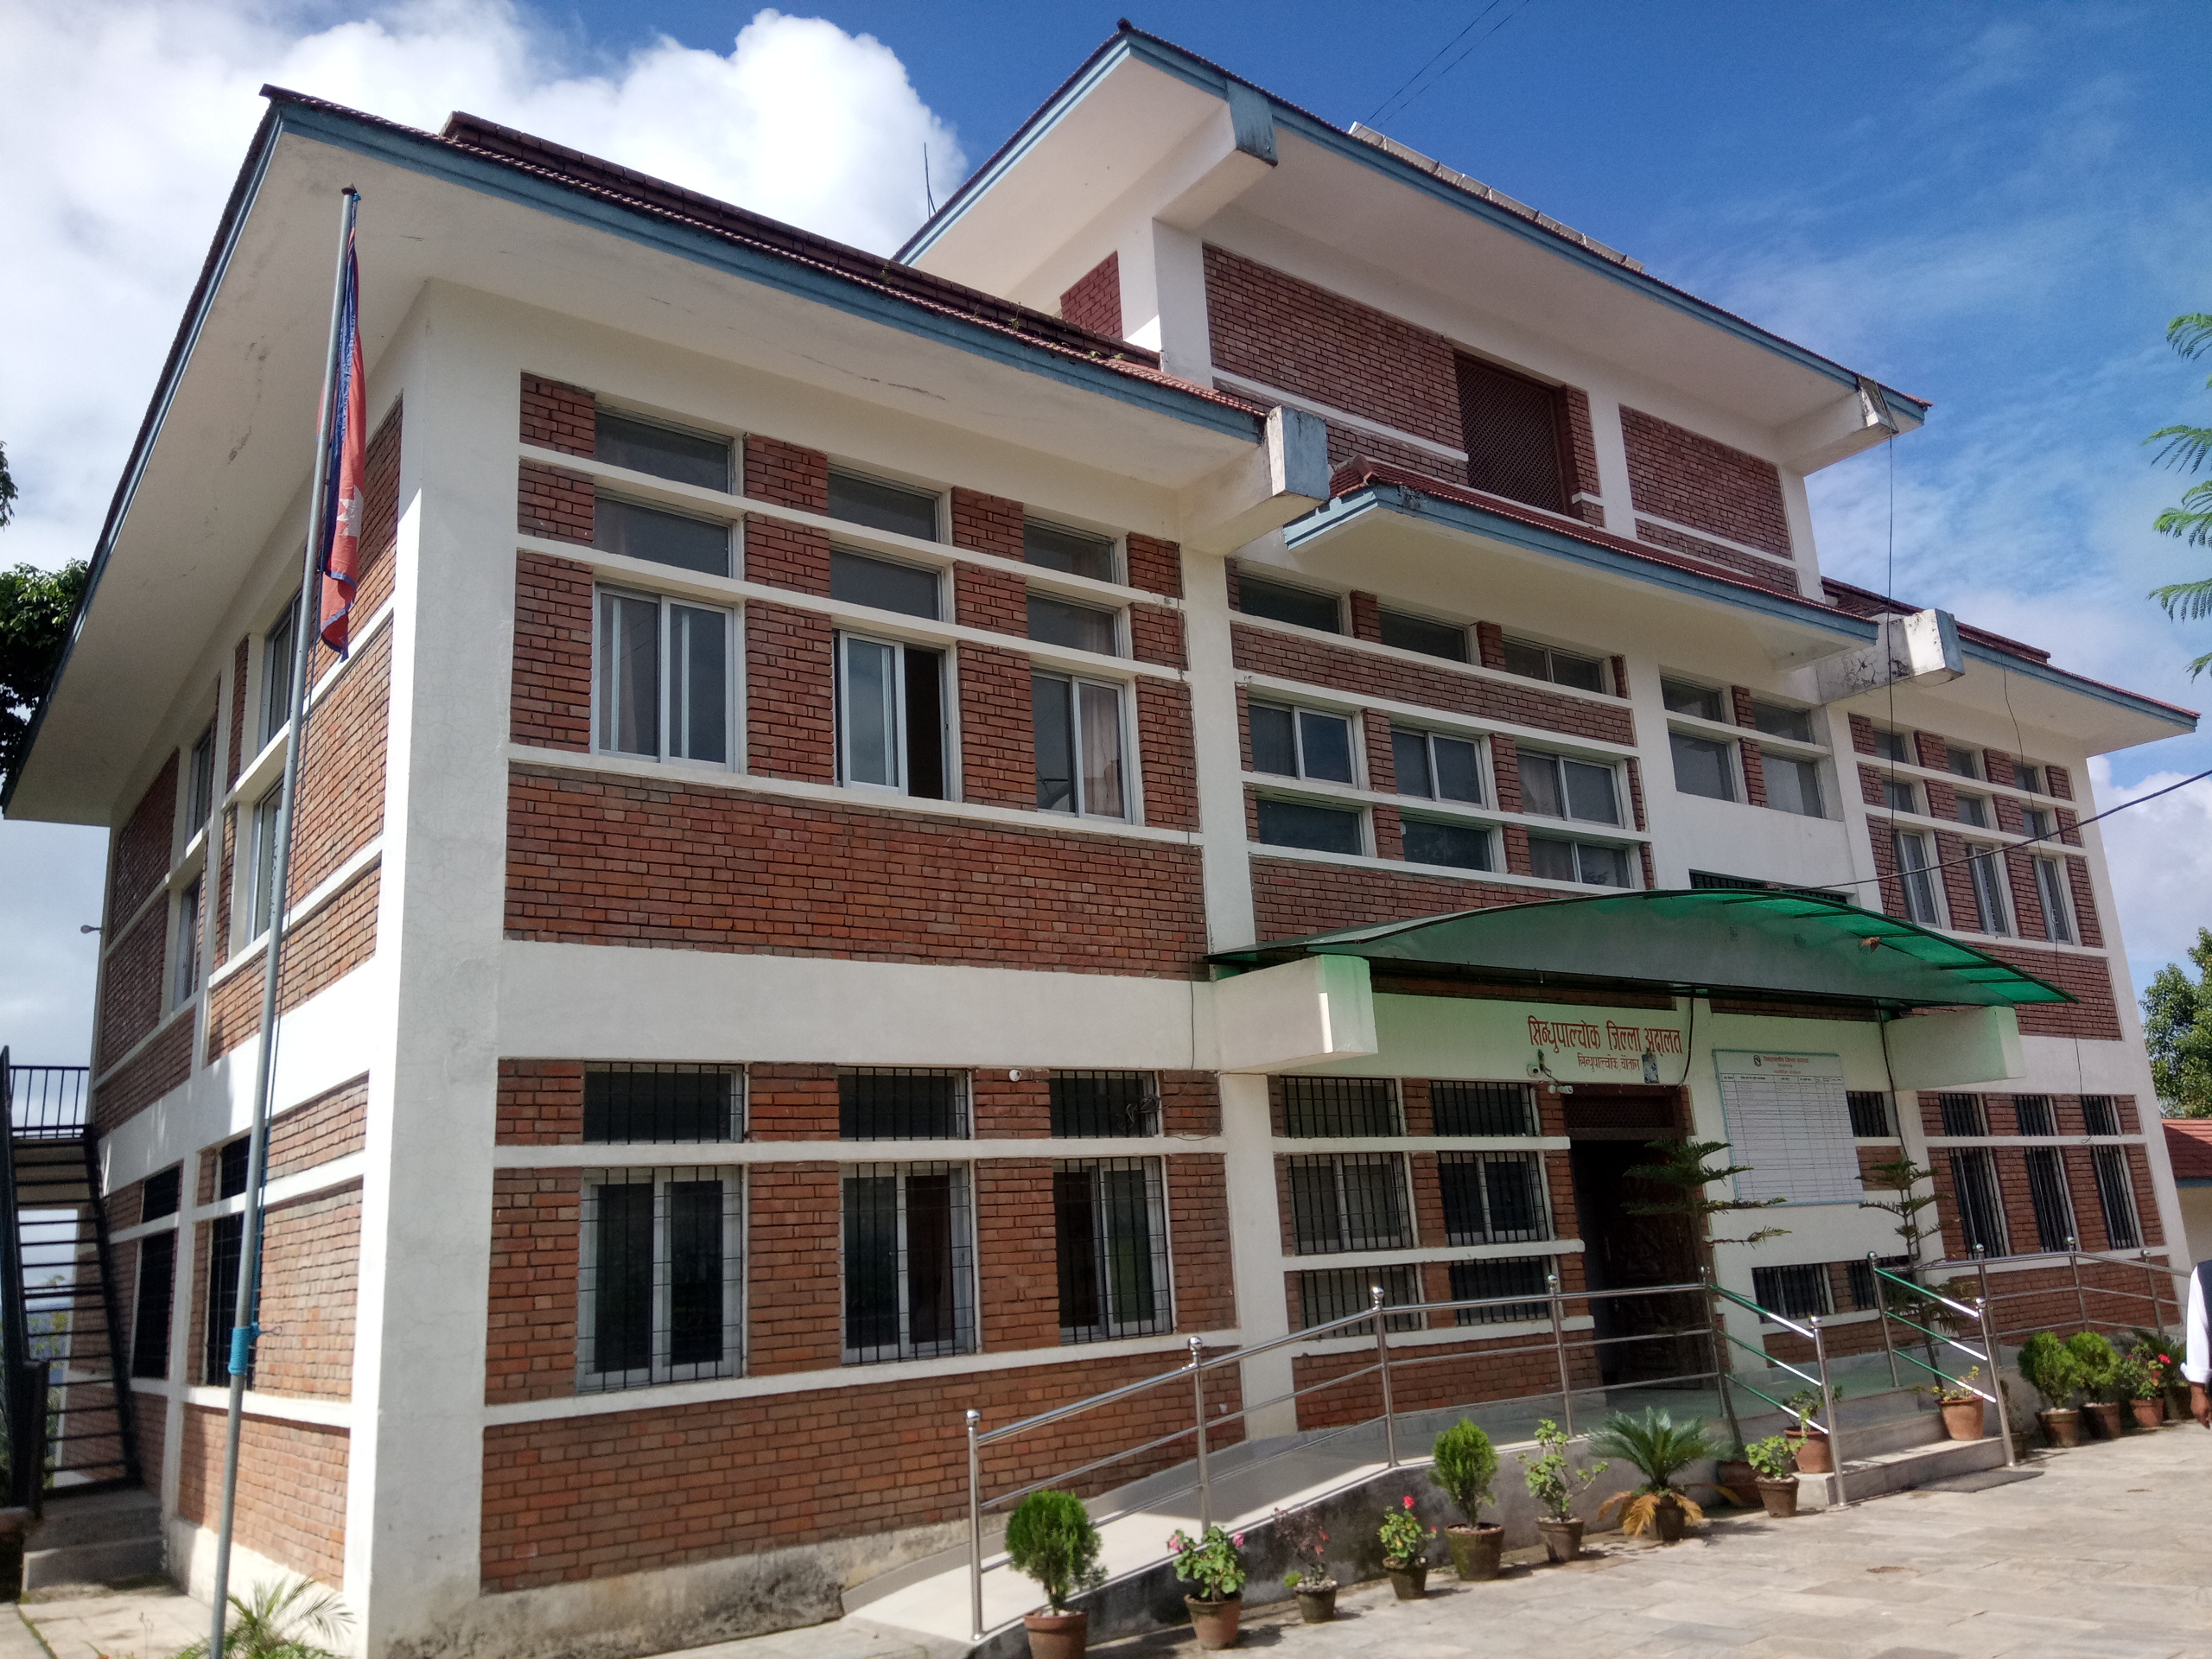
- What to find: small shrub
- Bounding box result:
[1273,1503,1332,1589]
[1428,1417,1498,1527]
[1376,1493,1435,1567]
[2018,1331,2083,1409]
[2066,1331,2120,1402]
[170,1575,352,1659]
[1168,1524,1247,1601]
[1745,1435,1793,1480]
[1005,1490,1105,1613]
[1520,1418,1605,1522]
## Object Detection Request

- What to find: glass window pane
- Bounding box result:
[1050,1073,1159,1137]
[1947,747,1980,779]
[595,410,730,490]
[584,1071,736,1142]
[1296,711,1354,784]
[667,1180,725,1367]
[1521,753,1563,817]
[1956,794,1988,828]
[593,1183,654,1376]
[251,791,283,937]
[827,471,938,539]
[1575,843,1631,887]
[2037,861,2073,944]
[1563,760,1618,823]
[262,596,299,744]
[1662,679,1723,721]
[1024,521,1114,581]
[1392,730,1433,798]
[1439,1159,1484,1243]
[1256,799,1363,855]
[1078,682,1126,818]
[188,726,215,828]
[1432,737,1482,804]
[130,1230,175,1380]
[1528,836,1577,882]
[1032,674,1076,812]
[1402,817,1491,871]
[1054,1168,1102,1331]
[1500,639,1549,680]
[1885,779,1918,814]
[2017,763,2044,793]
[1768,756,1821,817]
[1670,732,1735,801]
[840,637,899,787]
[1549,652,1605,692]
[1874,729,1909,762]
[1340,1160,1409,1249]
[599,591,661,757]
[1027,594,1118,654]
[1484,1157,1545,1237]
[1378,611,1467,661]
[903,648,946,799]
[842,1174,900,1354]
[1749,701,1813,742]
[831,550,939,619]
[1289,1162,1343,1253]
[1099,1166,1158,1326]
[594,496,730,576]
[1249,704,1297,776]
[841,1071,964,1140]
[905,1172,958,1349]
[670,606,728,764]
[1237,574,1339,632]
[1431,1082,1537,1137]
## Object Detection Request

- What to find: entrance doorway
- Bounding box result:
[1564,1088,1702,1386]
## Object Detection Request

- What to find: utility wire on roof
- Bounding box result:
[1366,0,1510,126]
[1368,0,1541,127]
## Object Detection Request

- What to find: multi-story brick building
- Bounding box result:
[5,25,2196,1658]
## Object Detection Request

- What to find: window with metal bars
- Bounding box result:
[1948,1148,2009,1257]
[1049,1072,1159,1138]
[130,1231,175,1380]
[1449,1255,1550,1325]
[840,1070,969,1141]
[217,1136,250,1199]
[202,1213,246,1387]
[2091,1147,2139,1250]
[1280,1077,1402,1138]
[1429,1081,1538,1138]
[1847,1092,1893,1138]
[2082,1096,2120,1137]
[1846,1259,1876,1311]
[1438,1153,1551,1245]
[2012,1095,2055,1137]
[1053,1159,1171,1344]
[142,1166,181,1222]
[584,1065,741,1143]
[2024,1147,2075,1253]
[1287,1155,1414,1254]
[578,1168,741,1391]
[1751,1263,1833,1321]
[1455,356,1568,513]
[1937,1095,1987,1138]
[1296,1263,1423,1333]
[842,1162,976,1363]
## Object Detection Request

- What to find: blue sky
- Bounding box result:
[2,0,2209,1060]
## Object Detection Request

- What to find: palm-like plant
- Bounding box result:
[2148,311,2212,675]
[1586,1409,1715,1538]
[172,1575,353,1659]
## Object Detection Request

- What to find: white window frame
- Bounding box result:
[592,586,739,769]
[577,1165,745,1392]
[1286,1153,1415,1255]
[1392,728,1488,806]
[1053,1156,1173,1344]
[835,630,946,797]
[248,788,283,943]
[1955,792,1991,829]
[840,1161,977,1364]
[1967,844,2012,936]
[1522,748,1624,825]
[260,593,301,747]
[1249,701,1359,785]
[170,876,202,1009]
[1763,751,1827,819]
[1871,728,1911,764]
[1032,670,1130,820]
[2035,857,2075,944]
[1528,833,1637,889]
[1438,1150,1554,1246]
[1894,831,1943,926]
[1884,777,1920,816]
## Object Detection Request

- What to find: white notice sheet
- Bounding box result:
[1713,1051,1862,1205]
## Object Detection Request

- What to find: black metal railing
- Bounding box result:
[6,1066,88,1141]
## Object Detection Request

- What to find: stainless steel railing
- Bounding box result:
[1866,1260,2016,1468]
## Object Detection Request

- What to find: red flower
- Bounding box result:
[1402,1495,1414,1509]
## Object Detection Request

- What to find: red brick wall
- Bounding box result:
[204,867,380,1062]
[497,1059,586,1145]
[486,1168,582,1404]
[349,403,404,632]
[1982,946,2122,1039]
[978,1160,1059,1350]
[518,460,594,545]
[91,1016,193,1135]
[950,487,1024,563]
[1129,603,1185,669]
[958,645,1035,809]
[291,626,389,896]
[1169,1153,1234,1332]
[506,764,1207,976]
[111,755,178,927]
[131,1392,165,1497]
[1124,533,1182,600]
[1135,679,1198,831]
[1162,1072,1221,1136]
[177,1408,348,1586]
[1231,625,1635,745]
[745,601,837,783]
[521,373,594,457]
[1619,406,1790,557]
[1251,857,1529,939]
[1059,252,1122,339]
[1559,388,1603,522]
[747,1066,839,1142]
[512,551,594,751]
[744,434,828,514]
[267,1075,370,1180]
[747,1160,842,1375]
[96,908,168,1074]
[1633,518,1796,592]
[227,637,250,787]
[252,1183,360,1398]
[744,513,831,594]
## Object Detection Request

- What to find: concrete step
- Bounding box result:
[1797,1432,2008,1508]
[25,1489,162,1590]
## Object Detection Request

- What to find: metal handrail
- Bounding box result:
[1866,1261,2011,1458]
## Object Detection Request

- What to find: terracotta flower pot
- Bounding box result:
[1940,1397,1986,1441]
[1785,1428,1833,1474]
[2132,1397,2164,1430]
[1446,1522,1504,1581]
[1651,1493,1687,1543]
[1535,1516,1585,1562]
[1185,1595,1242,1650]
[2083,1402,2125,1440]
[1293,1584,1337,1624]
[2039,1408,2082,1447]
[1756,1476,1799,1518]
[1715,1459,1756,1507]
[1024,1611,1089,1659]
[1386,1561,1428,1599]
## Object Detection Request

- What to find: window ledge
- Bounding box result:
[1247,839,1635,895]
[1229,618,1632,722]
[491,1136,1230,1166]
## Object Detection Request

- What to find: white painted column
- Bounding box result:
[1217,1074,1294,1437]
[1180,548,1255,954]
[1582,393,1636,534]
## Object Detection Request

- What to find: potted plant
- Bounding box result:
[1272,1504,1335,1624]
[2067,1332,2124,1439]
[1589,1408,1715,1545]
[1005,1491,1106,1659]
[1782,1390,1832,1475]
[2125,1335,2177,1426]
[1713,1439,1755,1509]
[2115,1351,2167,1430]
[1430,1418,1503,1580]
[1376,1494,1437,1599]
[1933,1366,1986,1441]
[2018,1330,2083,1446]
[1168,1525,1246,1649]
[1520,1417,1605,1560]
[1745,1434,1798,1518]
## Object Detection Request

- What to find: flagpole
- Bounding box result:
[208,185,358,1658]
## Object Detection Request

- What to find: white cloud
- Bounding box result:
[2091,756,2212,1002]
[0,0,963,1061]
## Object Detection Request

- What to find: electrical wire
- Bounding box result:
[1367,0,1539,128]
[1366,1,1508,125]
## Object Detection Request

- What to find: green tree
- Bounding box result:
[2147,312,2212,675]
[0,442,90,791]
[1622,1137,1789,1249]
[2144,926,2212,1116]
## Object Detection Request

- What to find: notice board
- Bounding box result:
[1713,1051,1862,1205]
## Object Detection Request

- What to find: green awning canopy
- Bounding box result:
[1207,889,2072,1009]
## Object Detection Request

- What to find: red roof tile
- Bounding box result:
[2164,1120,2212,1181]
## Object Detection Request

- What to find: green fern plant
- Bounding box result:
[171,1575,352,1659]
[1586,1408,1716,1537]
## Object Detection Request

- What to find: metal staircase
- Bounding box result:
[0,1052,140,1510]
